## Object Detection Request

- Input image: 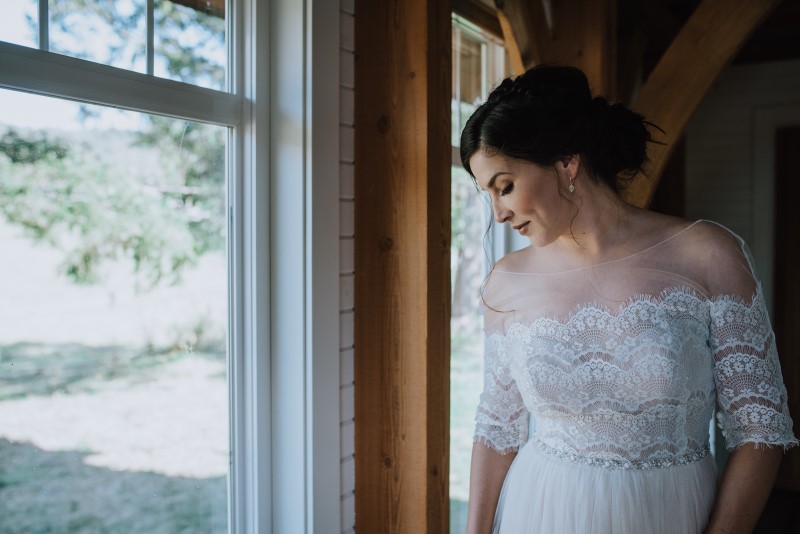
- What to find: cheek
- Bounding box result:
[519,185,548,210]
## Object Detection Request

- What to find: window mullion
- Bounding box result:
[37,0,48,51]
[147,0,155,76]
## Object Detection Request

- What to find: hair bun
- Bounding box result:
[486,77,516,104]
[584,97,651,184]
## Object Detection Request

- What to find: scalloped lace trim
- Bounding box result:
[474,287,797,465]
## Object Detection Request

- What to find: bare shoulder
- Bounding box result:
[681,219,745,261]
[629,209,694,242]
[492,244,533,273]
[627,209,740,252]
[632,212,754,294]
[673,218,755,294]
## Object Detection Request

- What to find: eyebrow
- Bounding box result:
[486,172,510,190]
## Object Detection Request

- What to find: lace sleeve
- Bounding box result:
[710,291,797,450]
[705,227,798,450]
[473,333,529,455]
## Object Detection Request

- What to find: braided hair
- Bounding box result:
[460,65,654,193]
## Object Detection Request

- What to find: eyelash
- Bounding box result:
[500,183,513,196]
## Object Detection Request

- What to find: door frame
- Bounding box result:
[752,105,800,312]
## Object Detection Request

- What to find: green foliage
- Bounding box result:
[152,1,226,89]
[0,129,67,164]
[0,2,227,287]
[136,118,226,254]
[42,0,225,89]
[0,129,197,286]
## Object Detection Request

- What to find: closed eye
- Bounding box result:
[500,183,513,196]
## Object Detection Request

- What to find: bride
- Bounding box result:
[460,65,797,534]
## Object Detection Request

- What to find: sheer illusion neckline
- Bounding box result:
[494,219,704,276]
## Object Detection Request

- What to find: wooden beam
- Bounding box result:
[494,0,548,75]
[495,6,526,75]
[625,0,781,207]
[354,0,451,532]
[453,0,503,40]
[494,0,617,97]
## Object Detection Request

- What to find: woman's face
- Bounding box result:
[469,151,574,247]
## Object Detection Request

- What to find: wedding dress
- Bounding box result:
[473,220,797,534]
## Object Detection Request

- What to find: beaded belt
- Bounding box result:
[533,439,710,470]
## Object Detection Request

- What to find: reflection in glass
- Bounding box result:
[0,89,228,533]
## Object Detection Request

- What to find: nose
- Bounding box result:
[493,201,512,224]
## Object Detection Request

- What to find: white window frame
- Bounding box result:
[451,17,525,263]
[0,0,341,532]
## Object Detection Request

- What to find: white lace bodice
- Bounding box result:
[474,221,797,467]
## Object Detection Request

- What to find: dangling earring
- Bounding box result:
[568,175,575,193]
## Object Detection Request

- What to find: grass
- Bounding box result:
[0,345,227,533]
[0,321,484,532]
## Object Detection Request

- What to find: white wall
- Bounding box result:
[686,58,800,309]
[339,0,356,532]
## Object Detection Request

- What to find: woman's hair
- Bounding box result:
[460,65,655,192]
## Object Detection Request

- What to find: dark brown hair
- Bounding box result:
[460,64,655,191]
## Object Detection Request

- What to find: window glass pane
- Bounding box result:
[0,89,228,533]
[450,19,508,533]
[451,28,483,148]
[459,33,483,106]
[48,0,148,73]
[1,1,227,91]
[0,0,38,47]
[450,164,488,533]
[154,0,226,91]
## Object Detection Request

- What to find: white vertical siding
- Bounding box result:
[686,58,800,304]
[339,0,356,531]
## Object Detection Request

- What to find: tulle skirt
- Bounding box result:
[493,441,716,534]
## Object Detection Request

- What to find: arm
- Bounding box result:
[701,227,797,532]
[465,441,516,534]
[704,444,783,534]
[468,319,528,533]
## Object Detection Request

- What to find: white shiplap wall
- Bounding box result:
[686,58,800,306]
[339,0,356,532]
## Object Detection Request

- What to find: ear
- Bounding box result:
[557,154,581,176]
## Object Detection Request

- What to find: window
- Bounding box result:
[0,0,236,532]
[0,91,229,532]
[0,1,276,531]
[1,0,226,89]
[1,1,344,531]
[449,16,526,533]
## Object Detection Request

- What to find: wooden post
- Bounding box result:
[354,0,451,531]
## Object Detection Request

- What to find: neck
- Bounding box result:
[553,178,638,259]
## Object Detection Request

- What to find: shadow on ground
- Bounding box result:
[0,341,224,402]
[0,440,226,533]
